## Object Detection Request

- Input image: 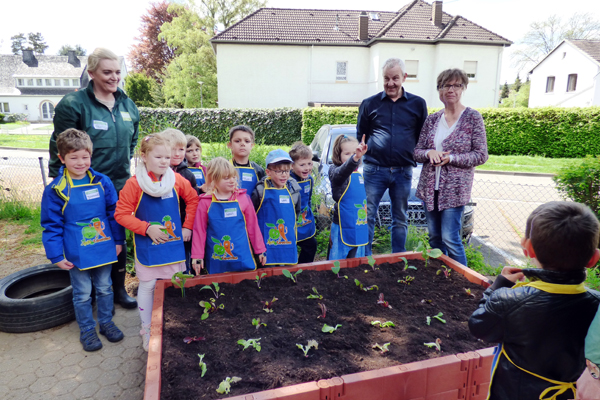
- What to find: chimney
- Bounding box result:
[358,12,369,41]
[22,49,38,68]
[67,50,80,68]
[432,1,443,26]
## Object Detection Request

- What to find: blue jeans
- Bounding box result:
[363,163,412,255]
[328,223,366,260]
[69,264,114,332]
[424,201,467,266]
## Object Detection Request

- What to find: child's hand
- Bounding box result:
[56,259,74,270]
[259,253,267,266]
[182,228,192,242]
[146,224,169,244]
[192,259,203,275]
[353,135,368,162]
[500,266,525,283]
[116,244,123,256]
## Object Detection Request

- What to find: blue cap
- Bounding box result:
[265,149,292,166]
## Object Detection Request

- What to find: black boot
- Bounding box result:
[112,244,137,309]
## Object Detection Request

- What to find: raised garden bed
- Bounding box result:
[145,253,496,400]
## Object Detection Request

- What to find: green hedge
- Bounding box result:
[138,107,302,145]
[301,107,359,145]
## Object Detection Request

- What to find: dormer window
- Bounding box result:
[369,12,380,21]
[17,79,24,86]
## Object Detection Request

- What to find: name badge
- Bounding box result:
[359,176,364,184]
[224,208,237,218]
[193,171,204,180]
[84,188,100,200]
[304,185,310,193]
[120,111,132,121]
[242,172,253,182]
[161,191,173,199]
[279,195,290,204]
[93,120,108,130]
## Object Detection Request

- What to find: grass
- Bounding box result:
[0,133,51,149]
[476,155,583,175]
[34,124,53,131]
[0,123,27,130]
[0,198,43,246]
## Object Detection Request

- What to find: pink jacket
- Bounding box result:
[413,107,488,212]
[191,189,266,259]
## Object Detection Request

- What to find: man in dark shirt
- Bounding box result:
[357,58,427,254]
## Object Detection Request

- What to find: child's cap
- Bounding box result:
[266,149,293,166]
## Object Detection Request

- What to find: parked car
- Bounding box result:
[309,124,474,242]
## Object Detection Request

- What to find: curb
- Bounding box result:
[475,169,555,177]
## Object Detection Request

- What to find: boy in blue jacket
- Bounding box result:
[41,129,125,352]
[469,201,600,400]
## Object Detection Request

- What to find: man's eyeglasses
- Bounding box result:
[439,84,463,91]
[268,169,290,176]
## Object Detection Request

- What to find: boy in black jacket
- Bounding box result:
[469,201,600,400]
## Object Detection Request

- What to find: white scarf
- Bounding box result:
[135,162,176,197]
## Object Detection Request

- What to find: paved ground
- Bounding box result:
[0,306,147,400]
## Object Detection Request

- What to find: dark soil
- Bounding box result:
[160,259,488,399]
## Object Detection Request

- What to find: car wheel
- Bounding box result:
[0,264,75,333]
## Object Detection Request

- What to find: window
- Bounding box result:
[0,103,9,113]
[45,79,52,86]
[24,105,28,111]
[63,79,70,86]
[336,61,348,81]
[369,12,380,21]
[41,101,55,120]
[405,60,419,79]
[55,79,61,86]
[27,79,34,86]
[567,74,577,92]
[545,76,555,93]
[17,79,23,86]
[464,61,478,79]
[72,79,79,87]
[37,79,43,86]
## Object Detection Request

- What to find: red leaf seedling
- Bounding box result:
[331,260,348,279]
[184,336,206,344]
[255,273,267,289]
[237,338,261,352]
[171,271,194,297]
[252,318,267,330]
[377,293,392,309]
[200,282,223,299]
[282,269,302,283]
[317,303,327,319]
[322,323,342,333]
[262,297,278,313]
[372,342,391,354]
[296,339,318,357]
[398,276,415,285]
[198,354,207,377]
[307,287,323,300]
[464,288,476,298]
[436,265,451,279]
[199,299,224,320]
[424,338,443,351]
[216,377,242,394]
[355,278,378,292]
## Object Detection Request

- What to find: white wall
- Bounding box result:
[0,95,63,122]
[529,42,600,107]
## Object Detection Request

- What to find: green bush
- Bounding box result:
[0,113,4,122]
[138,108,302,145]
[553,156,600,217]
[301,107,359,144]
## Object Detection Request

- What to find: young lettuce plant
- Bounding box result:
[436,265,451,279]
[296,340,318,357]
[322,323,342,333]
[307,287,323,300]
[371,320,395,328]
[415,240,443,267]
[399,256,417,271]
[424,338,442,352]
[216,377,242,394]
[282,269,303,283]
[262,297,278,313]
[197,354,207,377]
[377,293,392,309]
[367,255,377,271]
[200,282,223,299]
[171,272,194,297]
[426,313,446,325]
[237,338,261,352]
[331,261,348,279]
[199,299,224,320]
[317,303,327,319]
[252,318,267,330]
[372,342,391,354]
[355,279,378,292]
[255,273,267,289]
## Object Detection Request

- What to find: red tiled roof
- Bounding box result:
[212,0,511,46]
[569,40,600,65]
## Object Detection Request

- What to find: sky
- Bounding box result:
[1,0,599,84]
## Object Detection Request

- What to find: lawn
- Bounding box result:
[475,155,582,175]
[0,123,27,130]
[0,133,50,149]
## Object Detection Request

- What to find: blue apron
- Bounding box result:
[338,171,369,246]
[205,196,256,274]
[231,160,258,194]
[257,181,298,265]
[62,173,118,270]
[296,178,316,241]
[188,167,206,187]
[133,188,185,267]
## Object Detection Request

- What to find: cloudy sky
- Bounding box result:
[1,0,599,83]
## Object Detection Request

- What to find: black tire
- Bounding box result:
[0,264,75,333]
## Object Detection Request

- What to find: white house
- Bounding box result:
[529,40,600,108]
[211,0,512,109]
[0,51,127,122]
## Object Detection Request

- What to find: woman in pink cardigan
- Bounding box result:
[413,69,488,266]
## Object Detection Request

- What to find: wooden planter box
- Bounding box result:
[144,252,495,400]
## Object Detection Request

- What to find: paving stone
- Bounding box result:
[99,356,122,372]
[120,386,144,400]
[52,393,77,400]
[29,376,57,393]
[35,362,60,378]
[7,373,37,390]
[120,314,141,328]
[50,378,80,396]
[118,371,144,390]
[6,388,32,400]
[72,380,100,398]
[94,384,122,400]
[100,342,126,358]
[119,358,145,375]
[76,367,102,384]
[121,346,144,360]
[121,336,142,349]
[78,353,104,368]
[54,364,81,380]
[40,350,65,364]
[15,359,41,375]
[63,341,85,354]
[98,368,124,386]
[0,361,19,377]
[59,351,86,368]
[124,326,142,337]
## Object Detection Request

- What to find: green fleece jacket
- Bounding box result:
[49,80,140,192]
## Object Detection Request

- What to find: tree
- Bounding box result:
[514,73,522,93]
[10,33,27,55]
[128,1,179,82]
[57,44,87,56]
[196,0,266,29]
[125,73,157,107]
[513,13,600,70]
[500,82,509,99]
[11,32,49,54]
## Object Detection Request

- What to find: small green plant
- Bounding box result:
[282,269,303,283]
[424,338,442,352]
[367,255,377,271]
[200,282,223,299]
[464,288,476,298]
[377,293,392,309]
[317,303,327,319]
[322,323,342,333]
[296,340,318,357]
[415,241,443,267]
[216,376,242,394]
[398,276,415,285]
[171,272,194,297]
[198,354,207,377]
[399,256,417,271]
[331,260,348,278]
[426,312,446,326]
[237,338,261,352]
[426,316,431,325]
[307,287,323,300]
[371,321,395,328]
[436,266,451,279]
[464,242,503,276]
[586,267,600,291]
[262,297,278,313]
[372,342,391,354]
[255,273,267,289]
[355,279,378,292]
[252,318,267,330]
[199,299,224,320]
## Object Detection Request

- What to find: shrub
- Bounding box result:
[553,156,600,218]
[301,107,359,145]
[3,113,28,123]
[0,113,4,122]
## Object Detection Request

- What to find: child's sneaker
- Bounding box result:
[99,321,124,343]
[141,325,151,352]
[80,328,102,352]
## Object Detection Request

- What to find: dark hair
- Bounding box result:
[525,201,599,271]
[57,128,93,157]
[228,125,255,142]
[289,141,312,161]
[331,134,358,166]
[437,68,469,90]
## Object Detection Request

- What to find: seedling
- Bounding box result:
[372,342,391,354]
[354,279,378,292]
[237,338,261,352]
[367,255,377,271]
[199,298,224,320]
[377,293,392,309]
[436,265,451,279]
[307,287,323,300]
[331,261,348,278]
[415,241,443,267]
[184,336,205,344]
[424,338,442,352]
[426,316,431,326]
[252,318,267,330]
[197,354,207,377]
[317,303,327,319]
[171,272,194,297]
[398,276,415,285]
[464,288,476,298]
[216,376,242,394]
[398,256,417,271]
[433,312,446,324]
[200,282,223,299]
[322,323,342,333]
[262,297,278,313]
[296,340,318,357]
[282,269,303,283]
[255,273,267,289]
[371,320,395,328]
